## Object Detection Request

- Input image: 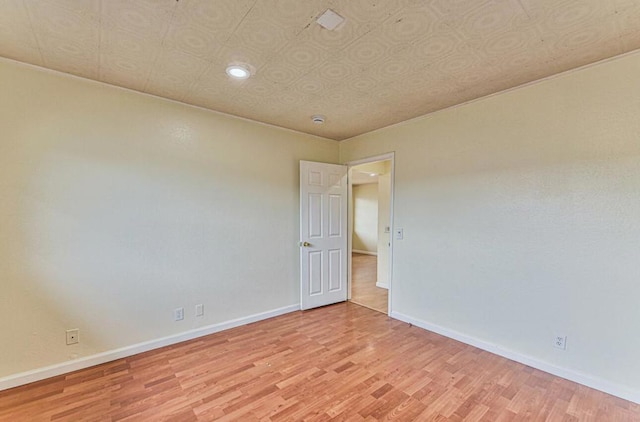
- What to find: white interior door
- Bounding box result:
[300,160,348,310]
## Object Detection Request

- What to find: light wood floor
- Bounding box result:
[350,253,388,314]
[1,304,638,421]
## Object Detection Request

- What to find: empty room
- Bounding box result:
[1,1,640,421]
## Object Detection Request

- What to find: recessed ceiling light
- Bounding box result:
[312,115,326,124]
[226,65,251,79]
[369,173,377,177]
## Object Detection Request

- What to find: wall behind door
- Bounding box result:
[352,184,378,253]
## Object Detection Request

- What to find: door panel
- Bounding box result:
[308,193,323,238]
[300,160,348,310]
[309,251,323,295]
[328,249,342,292]
[328,194,342,237]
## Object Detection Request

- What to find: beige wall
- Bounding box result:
[352,184,378,253]
[0,59,338,379]
[340,51,640,399]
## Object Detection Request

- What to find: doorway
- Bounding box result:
[348,155,394,314]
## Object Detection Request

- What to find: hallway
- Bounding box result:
[350,252,388,314]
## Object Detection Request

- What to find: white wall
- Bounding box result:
[352,184,378,253]
[340,51,640,402]
[0,59,338,380]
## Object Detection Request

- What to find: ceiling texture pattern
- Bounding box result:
[2,0,640,140]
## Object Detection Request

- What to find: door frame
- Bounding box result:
[346,152,395,315]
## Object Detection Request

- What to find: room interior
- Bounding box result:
[349,160,391,314]
[1,0,640,419]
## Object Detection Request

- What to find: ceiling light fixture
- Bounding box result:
[312,115,326,124]
[226,65,251,79]
[316,9,345,31]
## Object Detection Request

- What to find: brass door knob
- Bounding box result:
[301,241,311,247]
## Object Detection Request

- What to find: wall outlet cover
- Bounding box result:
[174,307,184,321]
[554,335,567,350]
[66,329,79,345]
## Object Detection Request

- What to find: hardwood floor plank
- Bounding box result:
[1,303,639,421]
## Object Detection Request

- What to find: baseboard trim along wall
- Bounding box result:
[5,305,636,404]
[390,311,640,405]
[352,249,377,256]
[375,282,389,289]
[0,304,301,392]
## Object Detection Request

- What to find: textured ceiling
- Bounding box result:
[2,1,640,140]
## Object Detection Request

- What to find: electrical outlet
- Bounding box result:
[554,335,567,350]
[66,329,79,345]
[195,304,204,317]
[395,228,404,240]
[174,307,184,321]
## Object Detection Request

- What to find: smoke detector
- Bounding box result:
[312,115,326,124]
[316,9,345,31]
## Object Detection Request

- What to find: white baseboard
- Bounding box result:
[0,304,300,392]
[375,282,389,289]
[352,249,377,256]
[390,311,640,405]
